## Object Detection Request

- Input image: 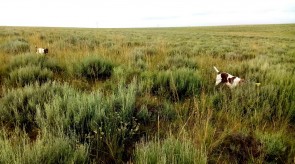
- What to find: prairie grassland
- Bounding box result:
[0,24,294,163]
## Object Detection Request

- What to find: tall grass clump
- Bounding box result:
[211,82,295,124]
[0,81,103,137]
[7,79,139,163]
[108,79,137,121]
[112,66,137,84]
[44,79,138,162]
[0,79,140,163]
[135,136,206,164]
[0,82,68,131]
[167,46,192,57]
[129,48,149,70]
[257,84,295,122]
[74,56,114,80]
[208,132,262,164]
[223,51,256,61]
[135,96,176,125]
[41,57,65,74]
[0,82,98,161]
[62,35,99,50]
[1,38,30,54]
[36,86,106,137]
[89,79,139,163]
[141,46,158,56]
[0,129,88,164]
[257,132,292,163]
[3,53,65,87]
[6,66,53,87]
[158,54,197,70]
[22,135,88,164]
[7,54,47,71]
[141,68,202,100]
[7,53,64,74]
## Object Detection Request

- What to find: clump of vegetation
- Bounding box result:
[143,46,158,56]
[136,96,176,124]
[223,52,256,61]
[167,47,192,57]
[0,82,68,131]
[6,65,53,87]
[7,53,47,71]
[43,80,139,163]
[135,136,206,164]
[0,130,88,164]
[159,54,198,70]
[74,56,114,80]
[7,53,64,73]
[63,35,99,50]
[130,48,148,70]
[1,38,30,54]
[209,133,263,163]
[0,79,141,163]
[42,57,65,74]
[258,132,292,163]
[141,68,202,100]
[4,54,64,86]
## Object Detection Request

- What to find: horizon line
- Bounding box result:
[1,22,295,29]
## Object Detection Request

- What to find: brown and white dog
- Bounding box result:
[213,66,244,89]
[35,46,48,54]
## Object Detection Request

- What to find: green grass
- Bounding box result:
[141,68,202,100]
[0,24,294,163]
[6,66,53,87]
[135,136,206,164]
[0,128,88,164]
[0,38,30,54]
[74,56,114,80]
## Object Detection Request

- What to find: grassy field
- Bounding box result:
[0,24,294,163]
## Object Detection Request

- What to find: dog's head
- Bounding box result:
[44,48,49,54]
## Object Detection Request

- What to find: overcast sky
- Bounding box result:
[1,0,295,28]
